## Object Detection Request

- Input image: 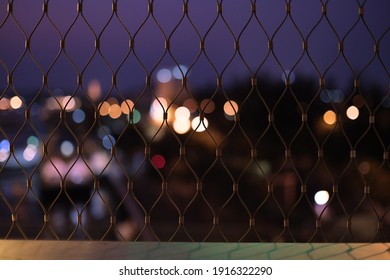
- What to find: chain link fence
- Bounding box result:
[0,0,389,242]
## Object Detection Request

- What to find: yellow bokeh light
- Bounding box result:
[10,96,23,109]
[173,119,191,134]
[99,101,110,116]
[174,106,191,121]
[109,104,122,119]
[323,110,336,125]
[346,106,359,120]
[223,100,238,116]
[121,100,134,114]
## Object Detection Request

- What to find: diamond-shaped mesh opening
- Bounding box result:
[0,0,389,242]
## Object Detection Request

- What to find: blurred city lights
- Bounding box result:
[200,99,215,114]
[346,106,359,120]
[97,126,111,139]
[152,154,166,169]
[62,96,76,111]
[109,103,122,119]
[99,101,111,116]
[128,109,142,124]
[0,98,10,110]
[0,139,10,162]
[87,79,102,101]
[183,98,197,113]
[191,116,209,132]
[358,161,371,175]
[23,144,38,161]
[173,119,191,134]
[72,109,86,123]
[121,100,134,114]
[174,106,191,121]
[320,89,344,103]
[10,96,23,109]
[150,98,168,123]
[172,65,188,80]
[60,140,75,157]
[102,135,116,149]
[27,136,39,147]
[223,100,239,116]
[314,190,329,205]
[323,110,337,125]
[156,68,172,83]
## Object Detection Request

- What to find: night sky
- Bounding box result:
[0,0,389,95]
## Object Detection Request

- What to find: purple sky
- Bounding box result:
[0,0,389,95]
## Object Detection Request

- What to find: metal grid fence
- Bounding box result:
[0,0,389,242]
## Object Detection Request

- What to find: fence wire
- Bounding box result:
[0,0,389,242]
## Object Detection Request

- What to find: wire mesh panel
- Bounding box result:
[0,0,389,242]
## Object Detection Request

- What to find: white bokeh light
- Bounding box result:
[346,106,359,120]
[314,190,330,205]
[174,106,191,121]
[173,119,191,134]
[23,144,38,161]
[150,98,168,123]
[191,116,209,132]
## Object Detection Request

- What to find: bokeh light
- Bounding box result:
[60,140,75,157]
[72,109,86,124]
[172,65,188,79]
[320,89,344,104]
[183,98,197,113]
[174,106,191,121]
[23,144,38,161]
[200,99,215,114]
[314,190,329,205]
[99,101,110,116]
[152,154,166,169]
[128,109,141,124]
[192,116,209,132]
[0,98,10,110]
[121,99,134,114]
[358,161,371,175]
[157,68,172,83]
[102,135,116,149]
[10,96,23,109]
[0,139,10,162]
[27,136,40,147]
[173,119,191,134]
[323,110,337,125]
[62,96,76,111]
[150,98,168,123]
[109,104,122,119]
[346,106,359,120]
[223,100,239,116]
[87,79,102,101]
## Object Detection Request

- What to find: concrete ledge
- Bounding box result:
[1,241,390,260]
